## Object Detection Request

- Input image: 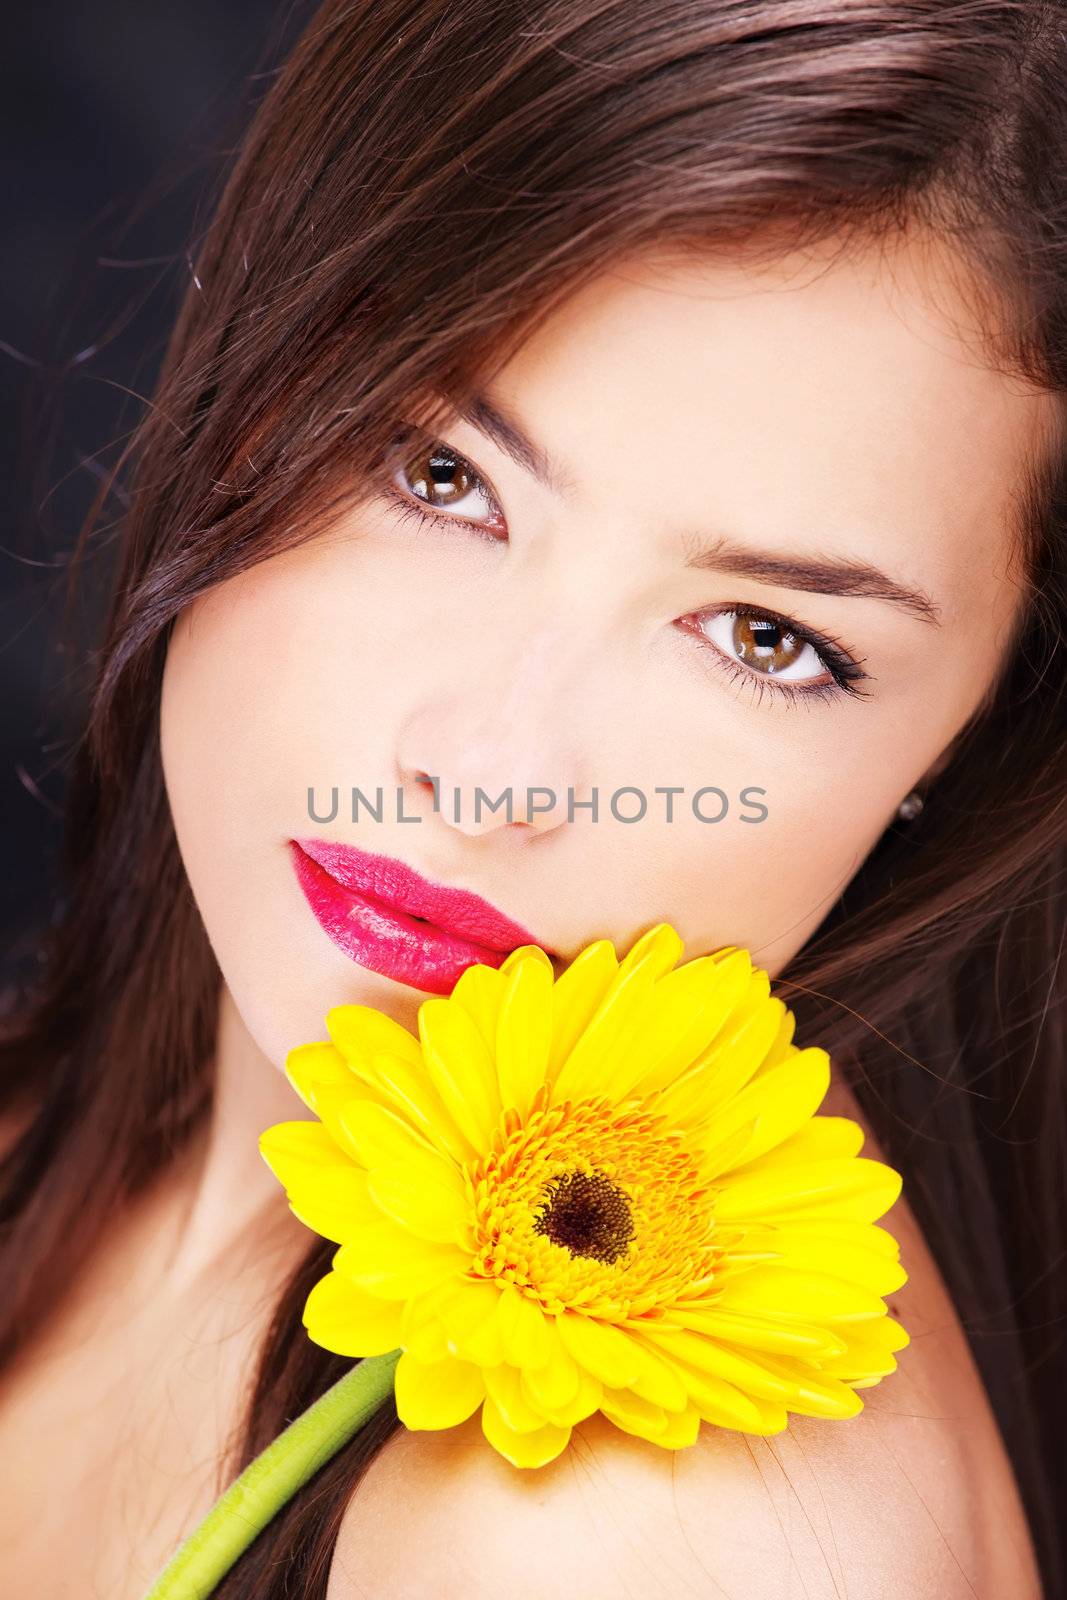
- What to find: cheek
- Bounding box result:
[159,560,421,1067]
[588,745,903,978]
[158,539,408,840]
[159,590,292,1058]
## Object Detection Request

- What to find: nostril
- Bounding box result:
[409,769,440,798]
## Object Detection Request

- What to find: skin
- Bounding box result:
[17,225,1051,1596]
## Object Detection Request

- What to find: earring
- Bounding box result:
[897,790,925,822]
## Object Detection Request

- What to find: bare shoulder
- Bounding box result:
[326,1085,1043,1599]
[326,1326,1039,1600]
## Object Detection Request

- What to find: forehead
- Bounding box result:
[488,230,1053,626]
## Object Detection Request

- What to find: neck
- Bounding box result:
[158,983,315,1300]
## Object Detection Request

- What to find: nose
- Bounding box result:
[395,623,590,838]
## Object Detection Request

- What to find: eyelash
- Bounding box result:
[379,440,872,706]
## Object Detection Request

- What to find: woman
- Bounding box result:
[1,0,1064,1595]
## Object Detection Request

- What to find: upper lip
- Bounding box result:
[292,836,556,955]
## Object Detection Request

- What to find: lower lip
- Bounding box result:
[289,840,515,995]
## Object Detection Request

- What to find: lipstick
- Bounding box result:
[289,836,554,994]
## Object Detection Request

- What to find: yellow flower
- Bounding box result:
[259,924,909,1468]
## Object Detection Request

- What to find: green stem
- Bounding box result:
[141,1349,401,1600]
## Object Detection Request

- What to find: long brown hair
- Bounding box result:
[3,1,1065,1592]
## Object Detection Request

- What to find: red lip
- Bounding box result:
[289,836,555,995]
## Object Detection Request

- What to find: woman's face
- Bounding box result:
[160,230,1052,1056]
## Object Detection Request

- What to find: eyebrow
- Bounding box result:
[681,540,942,625]
[454,391,582,502]
[448,389,943,627]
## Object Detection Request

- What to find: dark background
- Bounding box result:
[1,2,314,988]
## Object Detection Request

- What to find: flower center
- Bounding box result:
[532,1167,635,1265]
[465,1088,723,1319]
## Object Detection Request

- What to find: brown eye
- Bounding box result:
[732,615,812,676]
[693,610,835,687]
[390,440,504,537]
[402,443,475,510]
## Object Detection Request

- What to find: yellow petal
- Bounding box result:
[706,1264,889,1323]
[282,1046,385,1161]
[418,996,501,1150]
[483,1364,550,1432]
[520,1325,582,1412]
[324,1008,476,1161]
[704,1048,831,1169]
[701,964,775,1051]
[258,1118,352,1181]
[665,1364,773,1432]
[495,956,553,1119]
[653,987,784,1127]
[713,1157,903,1224]
[728,1231,908,1297]
[667,1305,847,1359]
[877,1315,911,1353]
[366,1153,472,1245]
[645,1326,836,1410]
[652,1407,703,1449]
[626,950,754,1097]
[817,1314,910,1384]
[302,1271,403,1356]
[823,1220,904,1258]
[760,1006,798,1071]
[332,1219,467,1297]
[497,1284,552,1367]
[735,1217,903,1259]
[551,957,666,1104]
[629,1340,690,1411]
[727,1346,866,1420]
[435,1278,507,1365]
[546,939,619,1084]
[641,1344,792,1435]
[285,1177,382,1243]
[326,1003,424,1072]
[400,1284,455,1363]
[739,1395,790,1435]
[699,1119,762,1181]
[551,923,689,1103]
[259,1128,381,1242]
[450,962,506,1053]
[360,1050,474,1164]
[600,1390,702,1449]
[337,1097,435,1169]
[729,1114,865,1170]
[615,921,685,981]
[284,1040,356,1109]
[598,1388,669,1440]
[395,1351,486,1429]
[819,1340,899,1383]
[558,1314,643,1388]
[481,1398,571,1467]
[535,1367,604,1429]
[498,943,555,976]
